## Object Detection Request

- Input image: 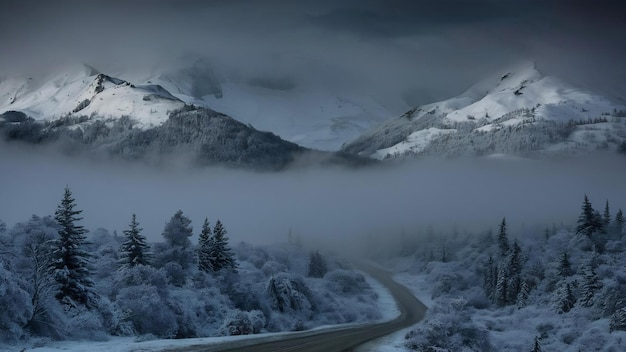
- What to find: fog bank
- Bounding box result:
[1,145,624,246]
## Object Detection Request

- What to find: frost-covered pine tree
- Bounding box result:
[580,257,602,307]
[307,251,327,278]
[120,214,150,268]
[49,187,94,307]
[531,336,542,352]
[576,195,603,238]
[615,208,625,236]
[483,256,496,301]
[610,304,626,332]
[197,218,213,273]
[603,200,611,230]
[158,210,194,269]
[556,283,576,313]
[508,240,522,277]
[557,251,572,277]
[498,217,509,257]
[516,279,530,308]
[209,220,237,272]
[495,265,508,306]
[162,210,193,248]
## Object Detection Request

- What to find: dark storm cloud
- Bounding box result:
[0,0,625,106]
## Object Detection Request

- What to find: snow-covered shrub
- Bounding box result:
[324,269,368,295]
[65,305,107,341]
[163,262,186,287]
[261,260,287,276]
[0,262,32,342]
[220,309,265,336]
[111,265,167,297]
[405,298,492,351]
[266,273,313,313]
[114,284,177,338]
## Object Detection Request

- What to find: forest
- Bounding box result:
[382,195,626,351]
[0,187,382,344]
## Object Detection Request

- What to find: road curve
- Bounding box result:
[166,262,427,352]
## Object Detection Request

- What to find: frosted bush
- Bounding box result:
[0,262,32,342]
[220,309,266,336]
[324,269,368,295]
[115,284,178,338]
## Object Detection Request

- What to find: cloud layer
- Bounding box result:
[1,0,625,105]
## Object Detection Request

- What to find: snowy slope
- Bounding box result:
[343,62,626,159]
[0,61,405,151]
[0,64,185,129]
[127,60,406,151]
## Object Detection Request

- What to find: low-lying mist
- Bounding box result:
[1,144,625,250]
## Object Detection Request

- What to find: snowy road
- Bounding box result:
[166,262,427,352]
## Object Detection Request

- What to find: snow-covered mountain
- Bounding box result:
[0,60,405,152]
[127,59,406,151]
[343,62,626,159]
[0,64,372,169]
[0,64,185,129]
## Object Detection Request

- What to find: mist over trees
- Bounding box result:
[390,194,626,351]
[0,186,382,344]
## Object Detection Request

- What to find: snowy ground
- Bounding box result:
[2,269,405,352]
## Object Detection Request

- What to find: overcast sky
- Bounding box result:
[1,0,625,105]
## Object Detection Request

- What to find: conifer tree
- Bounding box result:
[531,336,542,352]
[580,258,602,307]
[495,265,508,306]
[159,210,194,269]
[610,301,626,332]
[603,200,611,229]
[49,187,94,307]
[576,195,603,237]
[120,214,150,268]
[307,251,327,278]
[557,251,572,277]
[162,210,193,248]
[498,218,509,257]
[615,208,625,236]
[557,283,576,313]
[197,218,213,273]
[517,279,530,308]
[508,240,522,277]
[208,220,237,272]
[483,256,496,301]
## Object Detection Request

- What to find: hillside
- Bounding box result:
[342,62,626,159]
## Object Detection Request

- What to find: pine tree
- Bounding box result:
[483,256,495,301]
[531,336,542,352]
[495,265,508,306]
[576,195,603,237]
[603,200,611,229]
[307,251,327,278]
[615,208,625,236]
[517,279,530,308]
[557,251,572,277]
[49,187,94,307]
[557,283,576,313]
[610,297,626,332]
[197,218,213,273]
[498,218,509,257]
[580,258,602,307]
[162,210,193,248]
[120,214,150,268]
[508,240,522,277]
[209,220,237,272]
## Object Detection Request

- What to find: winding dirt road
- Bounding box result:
[165,262,426,352]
